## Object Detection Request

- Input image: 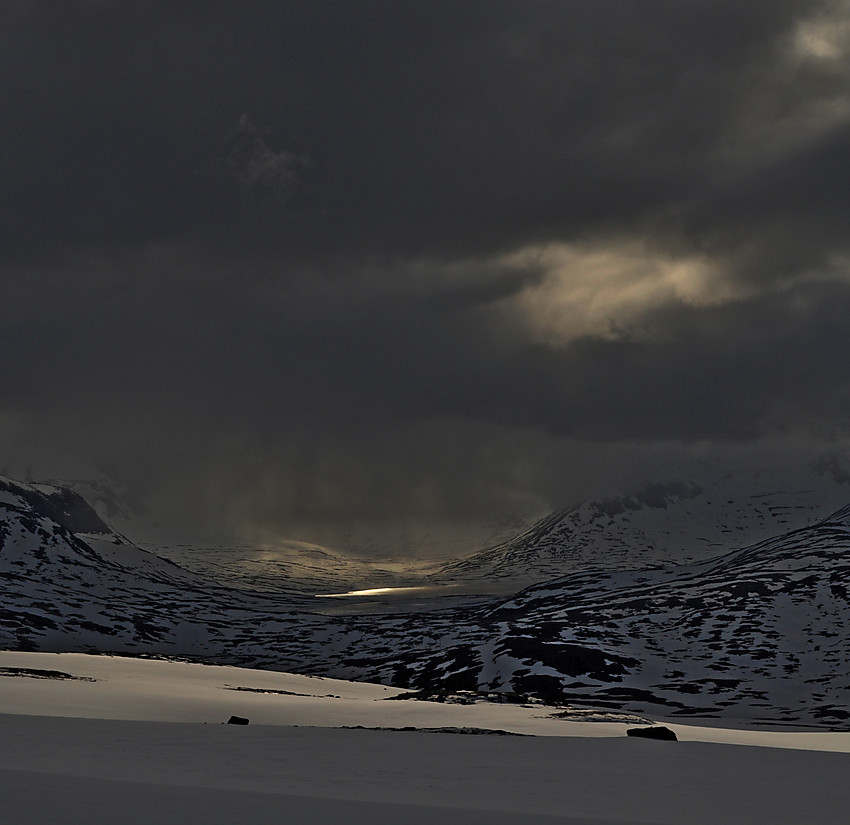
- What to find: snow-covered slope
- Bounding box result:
[370,504,850,726]
[3,473,850,727]
[0,475,317,655]
[4,655,850,825]
[435,454,850,586]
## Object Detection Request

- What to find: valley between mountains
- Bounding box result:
[1,462,849,729]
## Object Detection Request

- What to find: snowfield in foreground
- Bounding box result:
[2,652,850,825]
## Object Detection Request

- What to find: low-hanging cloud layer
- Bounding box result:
[3,1,850,553]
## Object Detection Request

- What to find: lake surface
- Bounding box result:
[150,544,503,614]
[312,583,499,615]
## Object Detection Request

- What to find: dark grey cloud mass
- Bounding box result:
[3,1,850,553]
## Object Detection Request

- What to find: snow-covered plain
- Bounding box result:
[2,652,850,824]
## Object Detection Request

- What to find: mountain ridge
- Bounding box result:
[434,456,850,586]
[1,471,849,727]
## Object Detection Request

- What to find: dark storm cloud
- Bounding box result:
[224,114,308,205]
[3,1,850,549]
[3,0,841,265]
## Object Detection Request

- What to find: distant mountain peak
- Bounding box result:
[586,479,704,518]
[0,476,112,536]
[435,457,850,587]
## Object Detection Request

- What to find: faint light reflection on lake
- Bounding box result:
[315,585,443,598]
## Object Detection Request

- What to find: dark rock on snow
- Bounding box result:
[627,726,678,741]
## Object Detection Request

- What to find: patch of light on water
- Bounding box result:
[316,586,449,598]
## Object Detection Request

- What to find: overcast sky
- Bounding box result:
[3,1,850,553]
